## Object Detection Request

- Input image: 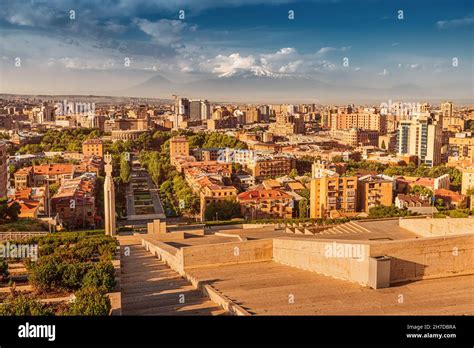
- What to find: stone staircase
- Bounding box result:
[119,236,226,316]
[285,221,371,236]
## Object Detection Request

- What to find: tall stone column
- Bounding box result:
[104,153,116,236]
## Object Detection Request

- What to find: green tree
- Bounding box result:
[119,154,131,184]
[298,199,309,218]
[289,168,298,179]
[204,200,242,221]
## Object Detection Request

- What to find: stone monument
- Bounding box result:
[104,152,116,236]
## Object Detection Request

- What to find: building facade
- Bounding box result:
[310,176,358,218]
[396,113,443,167]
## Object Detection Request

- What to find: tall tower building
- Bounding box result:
[396,113,443,167]
[441,101,454,117]
[104,153,116,236]
[189,100,202,121]
[200,100,211,120]
[176,98,190,119]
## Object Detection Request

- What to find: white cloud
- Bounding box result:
[208,53,257,76]
[437,16,474,29]
[134,18,190,45]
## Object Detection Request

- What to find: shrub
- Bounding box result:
[82,262,115,292]
[29,256,63,292]
[60,263,93,290]
[0,260,9,280]
[68,287,111,316]
[0,292,53,316]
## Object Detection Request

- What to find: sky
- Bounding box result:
[0,0,473,103]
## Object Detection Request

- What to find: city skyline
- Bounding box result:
[0,0,473,103]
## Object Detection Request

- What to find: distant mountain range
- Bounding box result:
[1,65,472,104]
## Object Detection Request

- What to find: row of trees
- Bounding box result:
[17,128,103,154]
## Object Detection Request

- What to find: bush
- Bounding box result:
[82,262,115,292]
[0,260,9,279]
[0,292,53,316]
[68,287,111,316]
[60,263,93,291]
[29,256,63,292]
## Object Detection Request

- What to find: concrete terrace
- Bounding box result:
[124,217,474,316]
[185,261,474,315]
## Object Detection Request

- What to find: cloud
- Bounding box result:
[207,53,257,77]
[315,46,350,56]
[134,18,191,45]
[437,16,474,29]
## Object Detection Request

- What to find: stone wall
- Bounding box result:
[273,237,371,285]
[370,234,474,283]
[399,218,474,237]
[182,239,273,269]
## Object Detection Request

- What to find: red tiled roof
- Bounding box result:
[238,189,290,201]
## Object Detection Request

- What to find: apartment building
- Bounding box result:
[14,164,75,189]
[330,112,387,134]
[51,174,96,229]
[82,138,104,159]
[396,113,443,167]
[448,132,474,163]
[237,188,293,220]
[330,128,379,147]
[461,167,474,195]
[310,176,358,218]
[169,136,190,163]
[247,154,296,179]
[357,175,394,213]
[190,175,237,222]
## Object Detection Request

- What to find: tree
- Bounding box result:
[368,205,412,218]
[204,200,242,221]
[119,154,131,184]
[298,199,309,218]
[289,169,298,179]
[411,185,433,197]
[0,199,20,222]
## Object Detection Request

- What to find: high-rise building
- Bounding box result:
[243,107,261,124]
[189,99,202,121]
[441,101,454,117]
[176,98,190,119]
[200,100,211,120]
[331,112,387,134]
[396,113,443,167]
[37,103,55,123]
